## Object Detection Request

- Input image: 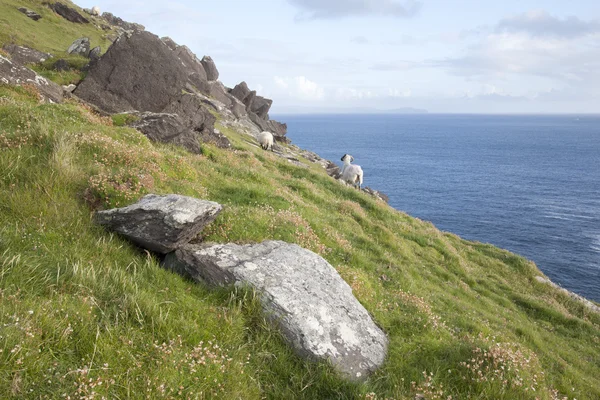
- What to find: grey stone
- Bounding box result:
[1,44,52,65]
[67,37,90,56]
[208,81,232,107]
[53,59,69,71]
[248,112,288,138]
[229,97,247,119]
[249,95,273,119]
[62,84,77,93]
[362,187,389,203]
[48,2,89,24]
[88,46,101,61]
[96,194,222,254]
[0,55,63,103]
[75,31,191,113]
[174,45,207,82]
[161,36,178,51]
[101,12,144,31]
[130,112,202,154]
[200,56,218,81]
[230,81,250,103]
[163,240,388,380]
[18,7,42,21]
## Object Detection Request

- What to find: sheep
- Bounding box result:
[340,154,363,189]
[258,131,274,151]
[91,6,100,16]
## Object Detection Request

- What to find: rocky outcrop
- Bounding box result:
[230,81,251,103]
[161,36,178,51]
[53,59,69,71]
[174,45,207,82]
[88,46,101,61]
[95,194,222,254]
[48,2,89,24]
[163,240,388,381]
[229,81,286,138]
[248,112,288,139]
[130,112,202,154]
[75,31,190,113]
[2,44,52,65]
[18,7,42,21]
[200,56,218,81]
[0,55,63,103]
[67,37,90,57]
[101,12,144,32]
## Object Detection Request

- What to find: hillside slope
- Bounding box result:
[1,2,600,399]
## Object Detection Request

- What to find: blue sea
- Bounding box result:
[280,114,600,302]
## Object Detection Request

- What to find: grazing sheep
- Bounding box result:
[91,6,100,16]
[340,154,363,189]
[258,131,274,151]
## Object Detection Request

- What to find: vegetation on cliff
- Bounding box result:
[1,1,599,399]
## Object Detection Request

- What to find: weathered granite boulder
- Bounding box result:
[200,56,218,81]
[88,46,101,61]
[248,112,288,138]
[74,31,190,113]
[250,95,273,119]
[130,112,202,154]
[96,194,222,254]
[0,55,63,103]
[101,12,144,31]
[163,240,388,380]
[230,81,250,103]
[229,97,247,119]
[2,45,52,65]
[18,7,42,21]
[48,2,89,23]
[208,81,232,107]
[67,37,90,56]
[362,187,389,203]
[162,93,215,133]
[242,90,256,109]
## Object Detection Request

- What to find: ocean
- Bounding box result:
[279,114,600,302]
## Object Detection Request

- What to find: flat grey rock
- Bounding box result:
[96,194,222,254]
[2,44,52,65]
[0,55,63,103]
[164,240,388,380]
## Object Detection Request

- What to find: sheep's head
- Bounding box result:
[341,154,354,163]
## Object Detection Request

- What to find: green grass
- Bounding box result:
[1,84,599,399]
[0,0,115,57]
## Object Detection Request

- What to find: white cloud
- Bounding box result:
[288,0,422,20]
[274,76,325,100]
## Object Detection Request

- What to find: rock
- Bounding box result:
[1,44,52,65]
[174,45,207,82]
[18,7,42,21]
[0,55,63,103]
[53,59,69,71]
[249,95,273,119]
[325,161,341,179]
[208,81,232,107]
[96,194,222,254]
[75,31,191,113]
[248,112,288,138]
[48,2,89,24]
[67,37,90,56]
[362,187,389,203]
[130,112,202,154]
[230,81,250,103]
[200,56,218,81]
[163,241,388,381]
[229,97,247,119]
[535,276,600,314]
[161,36,178,51]
[242,90,256,109]
[88,46,101,61]
[62,84,77,93]
[101,12,144,32]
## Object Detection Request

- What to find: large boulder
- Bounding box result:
[174,45,207,82]
[161,36,178,51]
[88,46,101,61]
[248,112,288,138]
[250,95,273,119]
[0,55,63,103]
[200,56,218,81]
[67,37,90,56]
[2,44,52,65]
[18,7,42,21]
[48,2,89,23]
[163,240,388,381]
[96,194,222,254]
[74,31,191,113]
[230,81,250,103]
[130,112,202,154]
[207,81,232,107]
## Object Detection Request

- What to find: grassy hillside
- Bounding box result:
[1,2,600,399]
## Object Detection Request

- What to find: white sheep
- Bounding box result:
[340,154,363,189]
[91,6,101,16]
[258,131,274,151]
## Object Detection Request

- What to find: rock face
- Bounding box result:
[229,81,287,138]
[0,55,63,103]
[75,31,190,113]
[67,38,90,56]
[130,112,203,154]
[95,194,222,254]
[2,45,52,65]
[18,7,42,21]
[53,59,69,71]
[88,46,101,61]
[164,240,388,380]
[200,56,218,81]
[48,2,89,23]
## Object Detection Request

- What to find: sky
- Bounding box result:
[78,0,600,114]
